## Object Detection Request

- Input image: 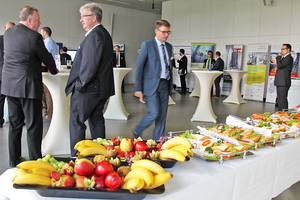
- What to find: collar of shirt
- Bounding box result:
[44,37,50,44]
[85,23,101,37]
[282,53,290,59]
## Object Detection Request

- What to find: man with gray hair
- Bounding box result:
[2,6,58,167]
[65,2,114,156]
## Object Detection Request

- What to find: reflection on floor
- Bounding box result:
[0,84,297,199]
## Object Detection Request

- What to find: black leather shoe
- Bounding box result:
[132,129,139,139]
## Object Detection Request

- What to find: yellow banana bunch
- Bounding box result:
[74,140,107,157]
[124,168,153,187]
[170,144,193,157]
[12,169,28,182]
[161,137,193,149]
[143,172,173,189]
[131,160,166,175]
[13,173,51,186]
[17,161,56,171]
[29,167,52,177]
[160,149,186,162]
[122,178,144,191]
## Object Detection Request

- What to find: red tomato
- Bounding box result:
[105,172,123,189]
[202,140,211,146]
[95,160,114,176]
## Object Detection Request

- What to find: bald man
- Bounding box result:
[0,22,15,127]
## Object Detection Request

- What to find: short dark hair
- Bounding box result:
[41,27,52,37]
[283,44,292,51]
[155,20,170,30]
[115,45,120,49]
[62,47,68,52]
[19,6,38,21]
[208,50,213,54]
[180,49,185,54]
[216,51,221,56]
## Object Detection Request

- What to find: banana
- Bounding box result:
[161,137,193,150]
[84,140,106,149]
[76,145,88,152]
[124,168,153,187]
[187,149,194,157]
[131,160,165,175]
[12,169,28,182]
[160,149,186,162]
[169,146,190,157]
[143,172,173,189]
[122,178,144,191]
[13,173,51,186]
[17,161,56,171]
[74,140,86,149]
[80,147,108,157]
[29,167,52,177]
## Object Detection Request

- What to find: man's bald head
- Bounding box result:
[4,22,15,31]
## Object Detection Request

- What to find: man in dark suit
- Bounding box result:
[176,49,187,94]
[212,51,224,99]
[133,20,173,141]
[2,6,58,167]
[203,50,215,69]
[65,2,115,157]
[60,47,72,65]
[274,44,293,111]
[113,45,126,93]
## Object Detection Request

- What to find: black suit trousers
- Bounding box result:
[214,76,222,97]
[70,90,108,156]
[276,86,290,111]
[7,96,43,162]
[0,81,6,125]
[180,74,186,93]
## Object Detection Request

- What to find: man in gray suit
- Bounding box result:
[274,44,293,111]
[65,2,114,156]
[2,6,58,167]
[133,20,173,141]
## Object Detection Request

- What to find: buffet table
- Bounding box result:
[223,70,248,105]
[191,70,223,123]
[1,138,300,200]
[104,68,132,120]
[42,72,71,155]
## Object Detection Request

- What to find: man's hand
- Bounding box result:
[135,91,143,98]
[278,53,282,56]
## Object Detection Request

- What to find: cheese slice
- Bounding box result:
[211,145,229,151]
[191,134,209,141]
[234,146,248,151]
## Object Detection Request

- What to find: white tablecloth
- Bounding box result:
[1,139,300,200]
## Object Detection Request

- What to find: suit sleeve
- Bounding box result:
[135,41,148,92]
[122,53,126,68]
[75,32,103,92]
[277,55,293,70]
[212,59,219,70]
[34,34,57,75]
[183,56,187,74]
[112,53,116,67]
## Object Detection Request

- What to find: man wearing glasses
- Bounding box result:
[65,2,114,156]
[274,44,293,111]
[133,20,173,141]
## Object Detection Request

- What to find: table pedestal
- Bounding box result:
[223,70,248,105]
[104,68,132,120]
[191,71,223,123]
[190,68,206,97]
[42,73,70,155]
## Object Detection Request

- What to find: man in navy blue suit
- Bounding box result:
[133,20,173,140]
[212,51,224,99]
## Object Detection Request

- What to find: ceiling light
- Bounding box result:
[107,0,130,5]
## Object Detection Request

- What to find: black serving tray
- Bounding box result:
[13,184,165,199]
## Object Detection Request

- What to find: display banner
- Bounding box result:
[243,44,268,101]
[173,46,192,88]
[191,43,214,68]
[222,44,243,95]
[266,44,300,103]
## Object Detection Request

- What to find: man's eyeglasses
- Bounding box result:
[80,14,94,19]
[157,29,171,34]
[281,48,287,50]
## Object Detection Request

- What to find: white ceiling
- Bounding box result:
[83,0,170,14]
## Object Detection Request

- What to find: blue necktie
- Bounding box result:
[161,44,170,80]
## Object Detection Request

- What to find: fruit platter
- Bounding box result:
[12,136,193,199]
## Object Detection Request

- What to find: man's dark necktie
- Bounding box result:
[161,44,170,80]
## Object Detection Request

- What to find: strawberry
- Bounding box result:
[66,166,74,176]
[50,171,61,181]
[68,160,74,167]
[157,144,162,149]
[61,175,75,187]
[111,137,116,142]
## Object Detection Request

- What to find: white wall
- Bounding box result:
[162,0,300,95]
[0,0,161,83]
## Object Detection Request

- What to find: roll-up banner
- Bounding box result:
[191,43,214,68]
[243,44,268,101]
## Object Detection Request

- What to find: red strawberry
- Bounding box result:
[66,166,74,176]
[157,144,162,149]
[111,137,116,142]
[61,175,75,187]
[50,171,61,181]
[68,160,74,167]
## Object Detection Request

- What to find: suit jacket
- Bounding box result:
[60,53,72,65]
[2,24,57,100]
[203,58,216,69]
[274,54,293,87]
[65,24,115,99]
[135,38,173,96]
[0,35,3,81]
[177,55,187,75]
[113,52,126,68]
[212,57,224,71]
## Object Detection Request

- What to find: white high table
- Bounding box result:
[104,68,132,120]
[191,70,223,123]
[189,68,206,97]
[1,138,300,200]
[223,70,248,105]
[42,72,71,155]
